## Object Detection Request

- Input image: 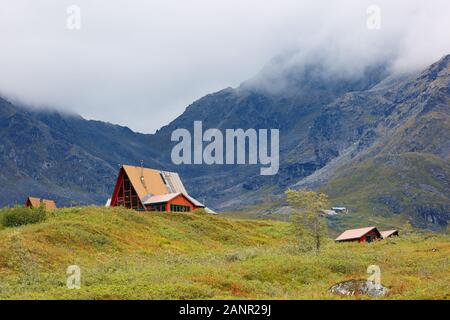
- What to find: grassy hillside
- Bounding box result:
[0,207,449,300]
[322,153,450,231]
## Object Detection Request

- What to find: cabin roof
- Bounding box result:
[142,192,204,207]
[122,165,188,200]
[335,226,379,241]
[205,207,218,215]
[27,196,41,208]
[41,199,57,209]
[26,196,56,209]
[142,193,180,205]
[122,165,169,199]
[117,165,204,208]
[184,194,205,207]
[381,230,399,238]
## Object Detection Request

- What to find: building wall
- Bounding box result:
[359,230,381,243]
[144,194,201,212]
[166,194,196,211]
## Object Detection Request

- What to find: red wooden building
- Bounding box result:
[25,196,57,210]
[335,226,382,243]
[110,165,204,212]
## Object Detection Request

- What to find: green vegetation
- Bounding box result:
[286,189,330,252]
[0,206,448,300]
[0,205,47,228]
[322,153,450,231]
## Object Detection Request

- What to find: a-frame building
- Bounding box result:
[24,196,57,210]
[110,165,204,212]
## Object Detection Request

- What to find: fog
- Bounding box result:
[0,0,449,133]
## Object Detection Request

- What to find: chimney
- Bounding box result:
[140,160,147,188]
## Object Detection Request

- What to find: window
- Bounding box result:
[149,204,166,212]
[170,204,191,212]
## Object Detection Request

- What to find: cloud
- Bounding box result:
[0,0,449,133]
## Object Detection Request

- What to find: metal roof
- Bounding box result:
[335,226,379,241]
[120,165,204,207]
[122,165,169,200]
[160,171,188,194]
[41,199,57,209]
[184,194,205,207]
[142,193,180,205]
[142,192,205,207]
[381,230,399,238]
[205,207,218,215]
[27,197,41,208]
[26,197,57,209]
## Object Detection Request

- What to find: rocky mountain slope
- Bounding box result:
[151,58,391,208]
[0,54,449,229]
[155,55,449,229]
[314,55,450,229]
[0,98,163,206]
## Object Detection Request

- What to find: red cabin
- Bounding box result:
[335,226,382,243]
[25,196,57,210]
[109,165,204,212]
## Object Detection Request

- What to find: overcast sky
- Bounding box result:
[0,0,449,133]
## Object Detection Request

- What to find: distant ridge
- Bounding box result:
[1,54,449,229]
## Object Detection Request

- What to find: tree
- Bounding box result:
[286,189,330,253]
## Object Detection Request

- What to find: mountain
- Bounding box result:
[152,54,450,229]
[151,57,391,208]
[0,98,164,206]
[0,54,449,230]
[313,55,450,230]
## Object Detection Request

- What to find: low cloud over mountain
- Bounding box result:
[1,0,450,132]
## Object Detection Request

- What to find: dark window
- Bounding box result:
[170,204,191,212]
[150,204,166,212]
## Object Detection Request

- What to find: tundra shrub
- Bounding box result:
[0,205,47,227]
[194,208,207,215]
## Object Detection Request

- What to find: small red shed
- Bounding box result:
[335,227,382,243]
[25,196,57,210]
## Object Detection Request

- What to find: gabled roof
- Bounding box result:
[41,199,57,209]
[122,165,168,199]
[335,227,380,241]
[205,207,217,215]
[142,192,205,207]
[26,197,57,209]
[184,194,205,208]
[122,165,188,200]
[142,193,180,205]
[381,230,399,238]
[116,165,204,208]
[26,197,41,208]
[160,170,188,194]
